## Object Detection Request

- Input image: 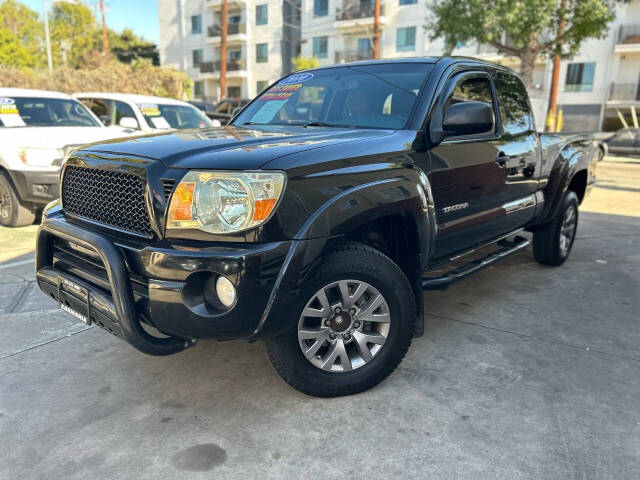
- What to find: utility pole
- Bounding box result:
[373,0,380,59]
[545,0,568,132]
[43,0,53,72]
[99,0,109,54]
[220,0,228,100]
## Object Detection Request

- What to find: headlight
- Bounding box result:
[18,147,64,167]
[167,171,285,234]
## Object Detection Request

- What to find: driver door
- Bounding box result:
[428,71,512,258]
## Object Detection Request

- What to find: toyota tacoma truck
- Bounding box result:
[35,58,597,397]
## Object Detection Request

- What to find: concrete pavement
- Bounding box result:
[0,160,639,479]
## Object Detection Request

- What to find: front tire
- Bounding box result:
[0,173,36,228]
[266,242,416,397]
[532,190,579,266]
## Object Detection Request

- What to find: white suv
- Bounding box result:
[74,93,221,132]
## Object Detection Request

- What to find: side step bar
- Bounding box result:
[422,236,530,290]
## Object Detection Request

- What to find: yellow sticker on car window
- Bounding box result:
[138,103,161,116]
[0,98,19,115]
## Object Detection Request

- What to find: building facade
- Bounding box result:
[159,0,639,131]
[158,0,301,102]
[300,0,640,131]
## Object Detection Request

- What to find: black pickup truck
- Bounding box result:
[36,58,597,397]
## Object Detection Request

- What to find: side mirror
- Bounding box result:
[99,115,111,126]
[443,101,494,137]
[119,116,139,129]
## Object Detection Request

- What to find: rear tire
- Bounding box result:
[0,173,36,228]
[266,242,416,397]
[532,190,579,266]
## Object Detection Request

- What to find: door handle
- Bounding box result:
[495,154,509,166]
[495,154,524,167]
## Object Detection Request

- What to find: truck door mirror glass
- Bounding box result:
[443,101,494,137]
[118,116,139,129]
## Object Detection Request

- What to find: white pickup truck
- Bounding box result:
[0,88,133,227]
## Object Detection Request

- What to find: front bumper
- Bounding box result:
[10,169,60,205]
[35,213,299,355]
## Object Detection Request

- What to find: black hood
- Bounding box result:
[80,126,394,170]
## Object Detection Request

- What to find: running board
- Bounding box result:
[422,236,530,290]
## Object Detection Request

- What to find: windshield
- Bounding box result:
[0,97,100,127]
[138,103,214,130]
[233,63,433,129]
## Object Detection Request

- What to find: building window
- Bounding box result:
[565,62,595,92]
[192,49,203,68]
[256,43,268,63]
[396,27,416,52]
[228,86,242,98]
[194,81,204,98]
[314,0,328,16]
[399,0,417,4]
[191,15,202,34]
[257,81,269,93]
[313,36,328,59]
[256,4,268,25]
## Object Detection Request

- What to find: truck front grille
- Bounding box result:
[62,165,153,237]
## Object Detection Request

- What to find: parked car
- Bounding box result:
[36,58,597,397]
[188,100,219,120]
[0,88,133,227]
[599,127,640,157]
[210,97,251,124]
[74,93,221,131]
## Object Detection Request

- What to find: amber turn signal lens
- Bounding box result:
[169,182,195,221]
[252,198,277,222]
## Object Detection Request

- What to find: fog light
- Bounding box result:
[216,276,236,308]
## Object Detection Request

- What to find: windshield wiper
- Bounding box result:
[301,121,350,128]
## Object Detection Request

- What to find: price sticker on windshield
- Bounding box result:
[138,103,161,116]
[279,73,313,85]
[0,98,19,115]
[0,98,25,127]
[260,83,302,101]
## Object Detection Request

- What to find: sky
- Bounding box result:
[20,0,160,44]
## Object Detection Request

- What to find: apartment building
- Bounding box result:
[300,0,640,131]
[158,0,301,102]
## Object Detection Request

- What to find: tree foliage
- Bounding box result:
[0,0,44,67]
[0,0,159,69]
[0,56,193,99]
[50,1,97,68]
[292,55,319,72]
[427,0,620,85]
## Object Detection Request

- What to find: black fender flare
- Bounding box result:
[537,146,591,225]
[252,169,437,339]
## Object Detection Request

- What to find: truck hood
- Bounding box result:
[80,126,395,170]
[0,126,131,151]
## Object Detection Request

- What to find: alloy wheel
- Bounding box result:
[0,182,11,221]
[559,204,577,257]
[297,280,391,373]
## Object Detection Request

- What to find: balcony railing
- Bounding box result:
[199,59,246,73]
[609,83,640,101]
[336,1,384,21]
[199,61,215,73]
[618,24,640,44]
[335,48,374,63]
[207,22,246,37]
